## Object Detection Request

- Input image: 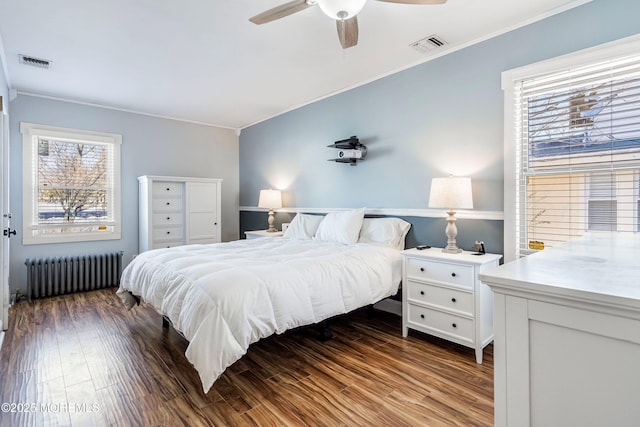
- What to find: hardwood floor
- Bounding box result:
[0,289,493,426]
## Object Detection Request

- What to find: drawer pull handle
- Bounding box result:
[420,267,425,272]
[420,314,425,319]
[166,202,170,206]
[420,291,425,296]
[451,297,456,303]
[166,187,170,191]
[166,231,171,235]
[451,272,456,277]
[214,222,218,226]
[452,323,457,328]
[167,217,170,220]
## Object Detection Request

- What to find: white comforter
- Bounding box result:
[117,238,402,392]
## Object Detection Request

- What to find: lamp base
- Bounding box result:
[266,209,277,232]
[442,245,463,254]
[442,209,463,254]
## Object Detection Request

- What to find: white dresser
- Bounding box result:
[402,248,502,363]
[138,175,222,252]
[480,233,640,427]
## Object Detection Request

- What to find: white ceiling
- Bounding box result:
[0,0,587,129]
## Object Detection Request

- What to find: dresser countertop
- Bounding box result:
[480,232,640,310]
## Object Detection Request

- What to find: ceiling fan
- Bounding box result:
[249,0,447,49]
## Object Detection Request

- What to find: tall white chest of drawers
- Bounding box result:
[401,248,502,363]
[138,175,222,252]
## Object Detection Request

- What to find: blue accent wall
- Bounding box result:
[239,0,640,252]
[8,94,239,294]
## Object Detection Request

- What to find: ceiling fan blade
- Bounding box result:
[375,0,446,4]
[249,0,313,25]
[336,16,358,49]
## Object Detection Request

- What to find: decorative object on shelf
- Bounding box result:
[327,136,367,166]
[258,189,282,232]
[428,176,473,254]
[473,240,486,255]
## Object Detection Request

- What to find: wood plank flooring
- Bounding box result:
[0,289,493,426]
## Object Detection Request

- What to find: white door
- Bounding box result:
[1,112,10,332]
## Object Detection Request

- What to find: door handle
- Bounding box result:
[3,228,16,237]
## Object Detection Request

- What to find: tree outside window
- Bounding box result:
[37,139,109,225]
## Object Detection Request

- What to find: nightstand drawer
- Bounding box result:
[406,258,474,288]
[407,281,473,316]
[153,227,183,241]
[152,182,184,196]
[407,305,473,343]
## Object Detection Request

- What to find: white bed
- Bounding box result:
[117,211,409,392]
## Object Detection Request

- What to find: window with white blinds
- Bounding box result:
[21,123,122,244]
[511,47,640,256]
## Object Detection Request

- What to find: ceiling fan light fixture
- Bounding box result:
[317,0,367,20]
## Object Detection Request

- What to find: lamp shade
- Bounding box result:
[317,0,367,20]
[428,177,473,210]
[258,189,282,209]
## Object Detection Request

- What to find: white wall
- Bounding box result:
[0,47,8,112]
[8,94,239,294]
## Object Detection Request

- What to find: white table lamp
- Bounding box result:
[258,189,282,232]
[428,176,473,254]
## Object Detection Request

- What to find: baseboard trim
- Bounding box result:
[240,206,504,221]
[0,331,4,352]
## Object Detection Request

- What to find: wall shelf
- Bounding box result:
[327,136,366,165]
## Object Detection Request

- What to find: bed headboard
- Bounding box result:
[240,210,504,255]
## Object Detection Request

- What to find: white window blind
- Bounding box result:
[21,123,121,245]
[515,54,640,254]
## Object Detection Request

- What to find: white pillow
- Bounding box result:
[358,217,412,250]
[314,208,365,245]
[282,213,324,240]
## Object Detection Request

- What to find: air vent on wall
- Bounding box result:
[410,34,448,54]
[19,54,51,69]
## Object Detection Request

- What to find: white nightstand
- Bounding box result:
[401,247,502,363]
[244,230,284,239]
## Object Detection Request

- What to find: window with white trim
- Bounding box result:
[503,37,640,259]
[21,123,121,244]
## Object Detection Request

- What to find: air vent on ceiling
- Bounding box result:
[19,54,51,69]
[410,35,448,54]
